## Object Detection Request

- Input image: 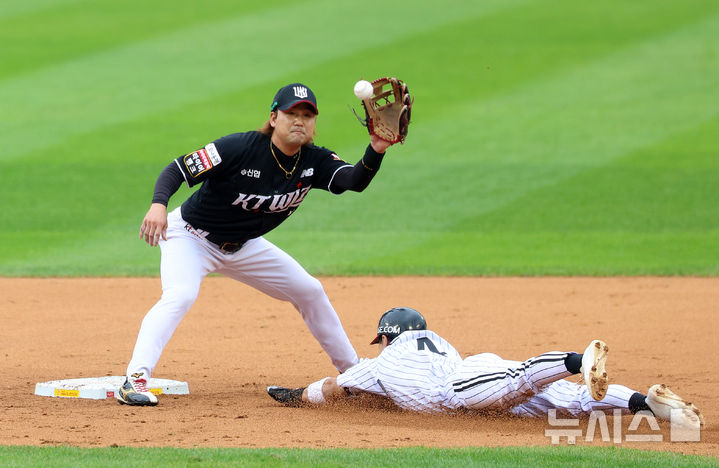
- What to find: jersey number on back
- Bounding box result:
[416,337,447,356]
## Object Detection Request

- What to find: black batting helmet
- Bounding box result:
[370,307,427,344]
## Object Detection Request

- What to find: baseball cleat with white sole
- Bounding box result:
[116,372,159,406]
[646,384,705,428]
[581,340,609,401]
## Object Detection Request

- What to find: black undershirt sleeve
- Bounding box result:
[330,144,385,193]
[151,162,185,206]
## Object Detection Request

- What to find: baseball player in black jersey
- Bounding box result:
[117,83,397,406]
[267,308,704,430]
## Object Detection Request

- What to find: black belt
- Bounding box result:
[211,240,246,254]
[183,222,246,254]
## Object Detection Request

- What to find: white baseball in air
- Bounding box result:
[353,80,373,100]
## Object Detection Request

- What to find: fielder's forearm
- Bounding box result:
[151,162,185,205]
[329,145,385,193]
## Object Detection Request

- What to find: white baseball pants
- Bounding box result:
[126,208,359,378]
[449,352,635,415]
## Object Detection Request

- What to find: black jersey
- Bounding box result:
[175,131,351,245]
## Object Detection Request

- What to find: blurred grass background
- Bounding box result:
[1,0,717,276]
[2,445,717,468]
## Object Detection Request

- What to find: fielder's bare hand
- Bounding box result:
[140,203,168,246]
[370,134,392,154]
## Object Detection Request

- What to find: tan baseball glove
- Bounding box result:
[358,77,413,144]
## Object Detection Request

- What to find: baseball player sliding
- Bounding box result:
[268,307,705,429]
[117,82,411,406]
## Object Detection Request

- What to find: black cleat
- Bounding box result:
[267,386,305,407]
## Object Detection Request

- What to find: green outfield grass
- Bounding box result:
[1,446,717,468]
[1,0,718,276]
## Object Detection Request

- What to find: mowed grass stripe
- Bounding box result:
[0,0,526,162]
[267,14,719,274]
[281,11,719,231]
[259,0,719,155]
[470,117,719,234]
[0,0,294,81]
[387,0,719,126]
[344,118,719,275]
[0,0,84,21]
[325,231,719,276]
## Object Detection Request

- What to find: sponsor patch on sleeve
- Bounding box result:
[182,146,218,178]
[205,142,222,165]
[331,153,341,161]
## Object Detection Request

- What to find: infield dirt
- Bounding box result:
[1,277,717,455]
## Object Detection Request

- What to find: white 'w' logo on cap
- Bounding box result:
[293,86,308,98]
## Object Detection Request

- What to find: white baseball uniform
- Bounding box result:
[336,330,637,416]
[126,208,358,378]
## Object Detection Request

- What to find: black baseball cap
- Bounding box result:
[270,83,318,114]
